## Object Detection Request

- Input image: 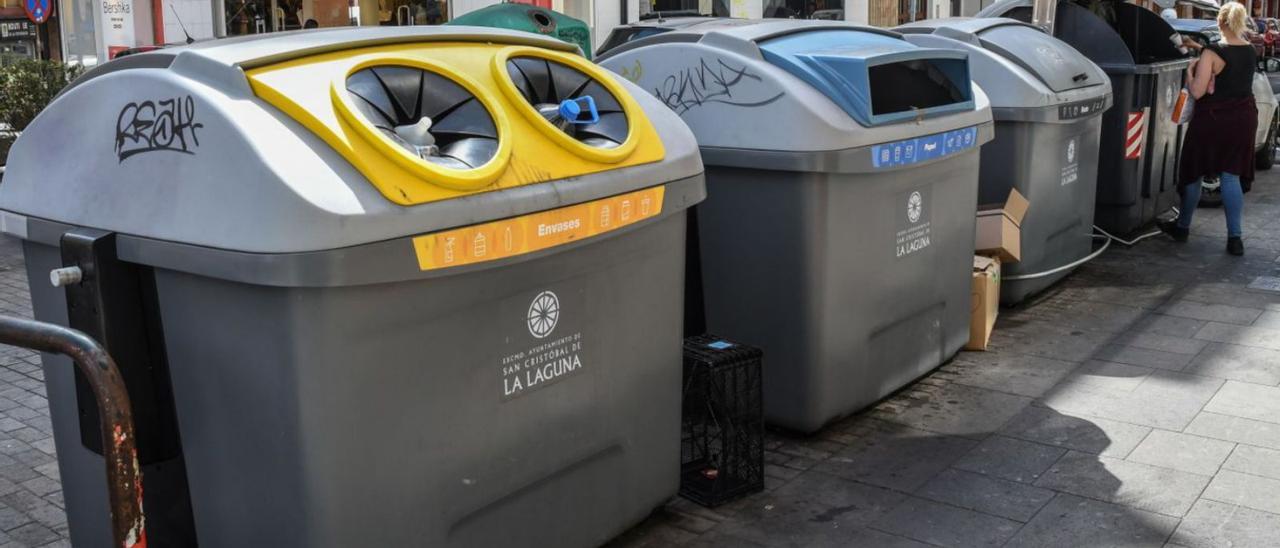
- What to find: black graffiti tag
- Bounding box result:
[655,58,785,114]
[114,96,203,162]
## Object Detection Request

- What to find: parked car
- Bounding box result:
[1172,18,1280,205]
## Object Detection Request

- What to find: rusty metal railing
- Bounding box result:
[0,315,145,548]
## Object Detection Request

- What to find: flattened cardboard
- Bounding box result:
[966,255,1000,351]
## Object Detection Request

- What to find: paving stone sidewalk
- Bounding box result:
[611,178,1280,548]
[5,179,1280,547]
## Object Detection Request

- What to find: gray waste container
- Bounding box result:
[600,20,994,432]
[980,0,1190,236]
[0,27,705,547]
[898,18,1112,304]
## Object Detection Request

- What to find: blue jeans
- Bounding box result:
[1179,172,1244,237]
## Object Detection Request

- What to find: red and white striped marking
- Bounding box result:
[1125,109,1147,160]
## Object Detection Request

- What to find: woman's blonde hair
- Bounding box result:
[1219,2,1250,39]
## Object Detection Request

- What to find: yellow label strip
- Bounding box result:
[412,186,665,271]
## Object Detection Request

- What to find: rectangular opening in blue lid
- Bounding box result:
[758,29,975,127]
[868,57,969,116]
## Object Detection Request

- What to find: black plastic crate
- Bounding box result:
[680,335,764,507]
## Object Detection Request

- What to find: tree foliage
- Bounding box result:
[0,59,82,164]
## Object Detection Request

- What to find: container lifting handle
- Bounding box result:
[1072,73,1088,82]
[0,315,145,548]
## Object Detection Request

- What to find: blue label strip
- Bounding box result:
[871,126,978,169]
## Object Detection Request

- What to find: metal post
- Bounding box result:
[0,315,145,548]
[1031,0,1055,34]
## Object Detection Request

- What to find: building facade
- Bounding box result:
[17,0,1280,65]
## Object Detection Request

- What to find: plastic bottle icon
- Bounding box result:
[473,232,487,257]
[443,237,456,264]
[600,205,612,227]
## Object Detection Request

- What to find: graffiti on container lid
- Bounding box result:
[114,96,203,162]
[654,58,785,115]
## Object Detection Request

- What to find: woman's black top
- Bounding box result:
[1204,44,1256,102]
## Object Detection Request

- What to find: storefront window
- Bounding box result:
[0,20,38,66]
[224,0,448,36]
[59,0,97,65]
[641,0,729,17]
[763,0,843,19]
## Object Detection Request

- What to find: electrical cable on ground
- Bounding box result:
[1002,208,1176,281]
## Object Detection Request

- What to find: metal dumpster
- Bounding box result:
[899,18,1112,304]
[600,20,994,432]
[0,27,705,548]
[979,0,1190,235]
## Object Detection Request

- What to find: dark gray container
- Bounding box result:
[600,20,994,432]
[899,18,1113,304]
[0,27,705,548]
[979,0,1190,236]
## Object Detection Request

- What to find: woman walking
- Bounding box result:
[1161,1,1257,255]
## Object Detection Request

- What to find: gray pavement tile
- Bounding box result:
[985,321,1113,363]
[716,471,906,547]
[684,530,765,548]
[1251,310,1280,329]
[5,523,55,547]
[1016,299,1150,334]
[1185,412,1280,450]
[1132,370,1226,402]
[1125,430,1235,476]
[1179,283,1280,311]
[1034,451,1211,517]
[1039,381,1209,431]
[1004,493,1179,548]
[1202,470,1280,515]
[1184,343,1280,386]
[914,468,1055,522]
[1132,314,1210,339]
[952,435,1067,484]
[0,506,30,532]
[1161,300,1264,325]
[1169,499,1280,548]
[1203,381,1280,424]
[1115,331,1210,357]
[16,478,57,498]
[813,423,976,492]
[870,496,1021,547]
[873,383,1032,439]
[1222,444,1280,481]
[1061,360,1151,392]
[943,351,1079,398]
[1194,322,1280,350]
[1000,406,1151,458]
[1092,343,1196,371]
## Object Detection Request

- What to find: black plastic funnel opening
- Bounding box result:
[346,65,500,169]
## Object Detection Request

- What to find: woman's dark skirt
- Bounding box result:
[1178,96,1258,190]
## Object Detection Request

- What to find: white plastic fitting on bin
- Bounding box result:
[49,266,82,288]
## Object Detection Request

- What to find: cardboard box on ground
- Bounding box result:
[967,188,1027,350]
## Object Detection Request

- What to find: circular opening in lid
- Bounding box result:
[345,65,500,170]
[504,55,630,150]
